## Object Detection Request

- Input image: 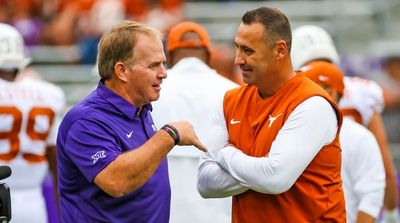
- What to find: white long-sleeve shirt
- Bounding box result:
[197,96,338,197]
[341,117,385,223]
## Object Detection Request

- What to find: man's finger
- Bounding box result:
[193,139,208,152]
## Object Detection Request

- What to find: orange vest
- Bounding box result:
[223,73,346,223]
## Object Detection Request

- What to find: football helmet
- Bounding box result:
[291,25,339,70]
[0,23,31,71]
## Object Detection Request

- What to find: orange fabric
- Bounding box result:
[341,108,363,124]
[223,73,346,223]
[167,21,211,54]
[301,61,345,96]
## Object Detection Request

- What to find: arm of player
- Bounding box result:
[94,120,206,197]
[66,119,205,198]
[197,95,248,198]
[368,113,399,212]
[214,96,338,194]
[354,211,378,223]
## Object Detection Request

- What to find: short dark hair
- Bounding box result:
[242,7,292,52]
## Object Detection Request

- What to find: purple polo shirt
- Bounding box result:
[57,81,170,223]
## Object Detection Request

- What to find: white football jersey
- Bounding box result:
[339,76,384,127]
[0,78,65,189]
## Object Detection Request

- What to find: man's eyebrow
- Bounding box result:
[149,60,165,67]
[234,42,252,49]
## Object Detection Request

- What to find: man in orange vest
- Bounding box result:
[197,7,346,223]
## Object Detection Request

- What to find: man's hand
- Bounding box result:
[169,121,208,152]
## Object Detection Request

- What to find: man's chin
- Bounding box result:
[151,94,161,102]
[242,76,254,85]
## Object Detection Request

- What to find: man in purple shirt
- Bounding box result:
[57,21,207,222]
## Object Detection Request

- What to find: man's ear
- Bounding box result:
[114,61,128,82]
[275,40,288,61]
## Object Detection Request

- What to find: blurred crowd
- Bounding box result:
[0,0,243,83]
[0,0,184,63]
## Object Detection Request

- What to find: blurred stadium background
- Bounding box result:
[2,0,400,165]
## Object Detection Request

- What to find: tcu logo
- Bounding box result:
[92,151,106,164]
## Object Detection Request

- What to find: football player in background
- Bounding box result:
[302,61,385,223]
[291,25,399,223]
[0,23,65,222]
[152,21,238,223]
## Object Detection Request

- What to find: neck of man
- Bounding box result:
[258,61,296,99]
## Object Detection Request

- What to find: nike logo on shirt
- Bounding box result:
[230,119,240,125]
[126,131,133,138]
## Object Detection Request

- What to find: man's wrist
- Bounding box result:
[161,124,180,145]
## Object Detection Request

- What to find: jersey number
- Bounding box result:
[0,106,55,163]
